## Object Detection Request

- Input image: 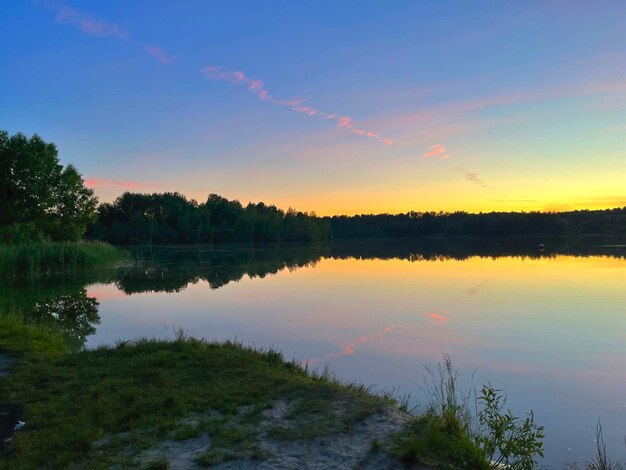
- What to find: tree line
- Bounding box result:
[88,199,626,245]
[2,130,625,245]
[87,192,331,244]
[328,209,626,238]
[0,131,330,244]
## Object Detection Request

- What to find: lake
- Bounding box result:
[4,238,626,467]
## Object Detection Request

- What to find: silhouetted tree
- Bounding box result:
[0,131,98,242]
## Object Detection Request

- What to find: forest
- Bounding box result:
[328,208,626,238]
[89,199,626,244]
[88,192,332,244]
[1,131,330,245]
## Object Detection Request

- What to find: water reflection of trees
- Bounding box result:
[0,271,114,351]
[33,291,100,352]
[115,245,330,294]
[329,237,626,262]
[2,239,625,350]
[0,246,330,349]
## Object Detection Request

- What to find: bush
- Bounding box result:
[476,385,544,469]
[390,355,545,469]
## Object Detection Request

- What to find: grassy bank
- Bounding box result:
[0,315,552,469]
[0,241,124,277]
[0,317,394,468]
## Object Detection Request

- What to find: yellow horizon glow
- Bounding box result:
[92,185,626,217]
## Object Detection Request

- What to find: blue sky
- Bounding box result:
[2,1,626,214]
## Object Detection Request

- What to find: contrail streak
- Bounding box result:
[203,66,394,146]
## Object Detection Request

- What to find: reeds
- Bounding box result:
[0,241,124,277]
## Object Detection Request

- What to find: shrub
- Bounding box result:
[475,384,544,469]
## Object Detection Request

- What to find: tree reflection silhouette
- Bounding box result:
[2,239,625,350]
[33,290,100,351]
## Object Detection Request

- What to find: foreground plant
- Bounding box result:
[424,353,473,433]
[584,419,625,470]
[476,385,544,470]
[390,355,545,469]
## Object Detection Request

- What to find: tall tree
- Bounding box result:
[0,131,98,242]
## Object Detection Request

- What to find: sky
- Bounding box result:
[1,1,626,216]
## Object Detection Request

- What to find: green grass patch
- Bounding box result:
[388,355,545,470]
[267,389,380,441]
[388,412,488,469]
[143,457,170,470]
[195,422,264,466]
[0,320,546,469]
[0,312,67,356]
[0,324,391,469]
[0,241,125,277]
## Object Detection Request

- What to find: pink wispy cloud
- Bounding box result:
[85,178,154,190]
[203,66,272,101]
[373,74,626,148]
[48,3,174,65]
[145,45,176,64]
[203,65,393,146]
[305,324,395,366]
[421,144,448,159]
[54,5,128,39]
[426,311,448,325]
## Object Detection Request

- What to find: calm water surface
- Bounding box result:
[5,239,626,467]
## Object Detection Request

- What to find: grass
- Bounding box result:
[143,458,170,470]
[2,321,620,470]
[0,310,554,470]
[0,311,66,356]
[0,322,390,469]
[0,241,125,277]
[584,420,626,470]
[0,314,552,469]
[388,354,545,470]
[18,309,626,470]
[388,355,489,469]
[389,412,488,469]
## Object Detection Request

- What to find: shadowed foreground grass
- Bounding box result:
[388,412,489,469]
[0,312,67,356]
[0,314,553,469]
[0,241,124,277]
[0,318,391,469]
